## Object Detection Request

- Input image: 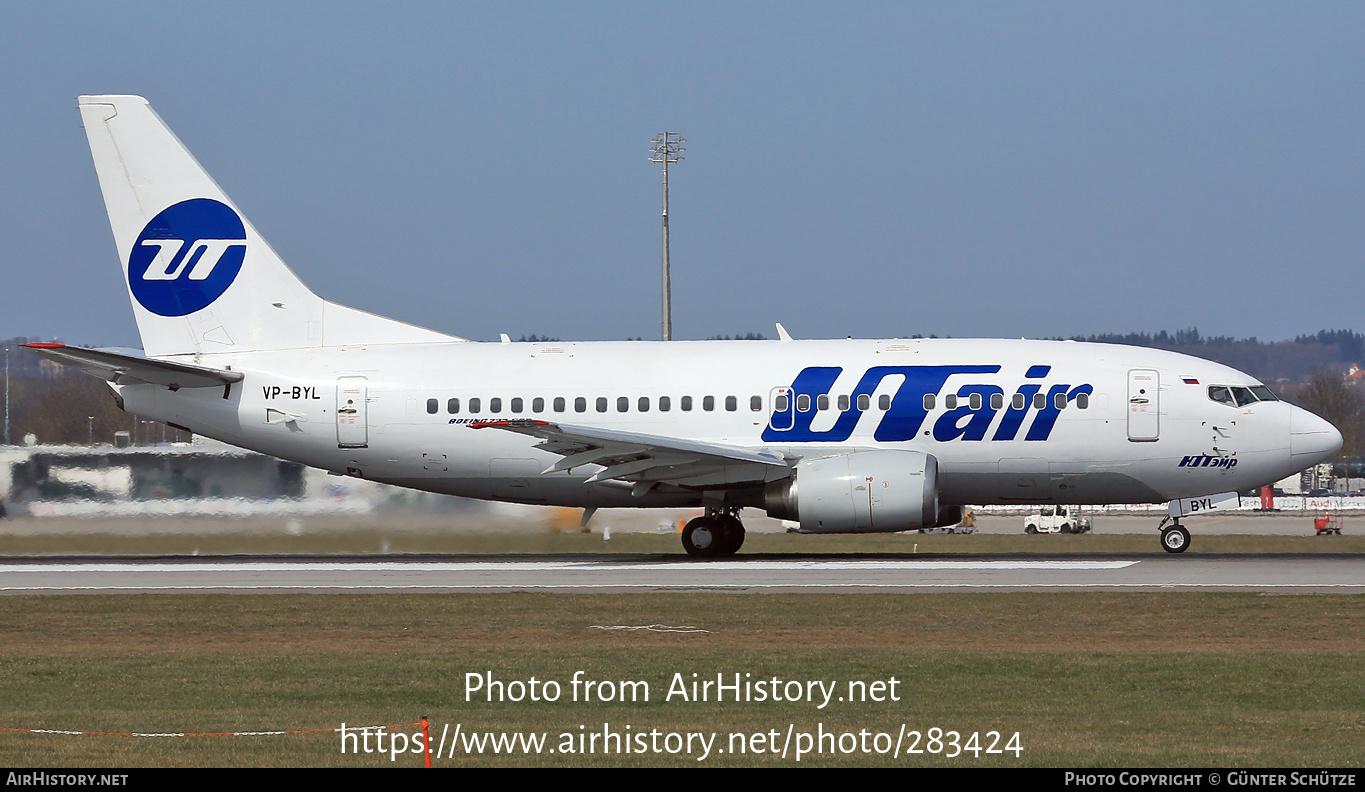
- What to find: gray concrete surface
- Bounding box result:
[1,554,1361,594]
[0,509,1348,537]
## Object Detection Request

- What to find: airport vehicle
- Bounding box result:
[1313,513,1343,535]
[1023,506,1092,534]
[28,95,1343,556]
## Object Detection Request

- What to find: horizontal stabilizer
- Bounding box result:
[22,344,243,389]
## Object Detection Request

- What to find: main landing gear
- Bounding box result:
[681,508,746,557]
[1156,516,1191,554]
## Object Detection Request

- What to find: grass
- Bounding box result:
[1,593,1362,767]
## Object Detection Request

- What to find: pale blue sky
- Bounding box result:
[2,2,1362,346]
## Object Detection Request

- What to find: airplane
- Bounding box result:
[26,95,1343,556]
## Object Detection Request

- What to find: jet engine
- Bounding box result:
[763,450,941,533]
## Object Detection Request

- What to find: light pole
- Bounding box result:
[3,345,9,446]
[88,416,94,446]
[650,132,685,341]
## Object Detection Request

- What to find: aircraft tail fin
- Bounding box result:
[77,95,460,358]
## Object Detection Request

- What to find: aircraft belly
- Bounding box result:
[371,475,700,509]
[938,467,1165,505]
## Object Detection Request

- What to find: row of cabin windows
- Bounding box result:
[426,394,766,415]
[428,391,1091,416]
[772,391,1090,412]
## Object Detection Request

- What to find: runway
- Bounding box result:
[1,554,1362,593]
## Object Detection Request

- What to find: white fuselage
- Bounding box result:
[117,336,1334,511]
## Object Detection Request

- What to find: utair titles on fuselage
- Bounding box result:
[30,95,1342,557]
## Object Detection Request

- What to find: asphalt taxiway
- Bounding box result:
[1,553,1361,593]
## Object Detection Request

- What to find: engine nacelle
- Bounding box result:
[763,450,940,534]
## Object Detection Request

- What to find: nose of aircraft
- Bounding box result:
[1290,406,1344,467]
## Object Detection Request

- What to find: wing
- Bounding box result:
[21,343,243,389]
[469,419,791,489]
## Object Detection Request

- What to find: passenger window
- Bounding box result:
[1033,393,1046,409]
[1075,393,1089,409]
[703,395,715,412]
[726,395,737,411]
[817,394,830,411]
[750,395,762,411]
[447,398,460,414]
[510,397,523,414]
[879,394,890,410]
[596,397,608,413]
[990,393,1003,410]
[1208,386,1235,406]
[682,396,693,411]
[469,397,481,414]
[923,394,935,411]
[490,397,502,413]
[775,394,790,412]
[858,394,870,411]
[532,397,544,413]
[969,393,982,410]
[837,395,850,411]
[1013,393,1026,410]
[574,397,586,412]
[944,394,957,410]
[617,396,629,412]
[553,397,565,412]
[796,394,810,412]
[660,396,671,412]
[426,398,438,414]
[639,396,650,412]
[1054,393,1066,410]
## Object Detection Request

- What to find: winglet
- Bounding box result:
[775,323,793,342]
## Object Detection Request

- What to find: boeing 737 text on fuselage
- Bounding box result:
[28,95,1343,556]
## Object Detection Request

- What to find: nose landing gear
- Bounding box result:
[681,507,746,557]
[1156,516,1191,553]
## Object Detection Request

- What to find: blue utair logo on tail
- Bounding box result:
[128,198,246,317]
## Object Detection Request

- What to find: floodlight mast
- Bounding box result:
[650,132,684,341]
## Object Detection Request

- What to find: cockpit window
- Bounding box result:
[1210,383,1275,407]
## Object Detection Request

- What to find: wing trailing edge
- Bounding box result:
[468,419,791,487]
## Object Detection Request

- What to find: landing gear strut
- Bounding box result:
[681,507,746,557]
[1156,516,1191,554]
